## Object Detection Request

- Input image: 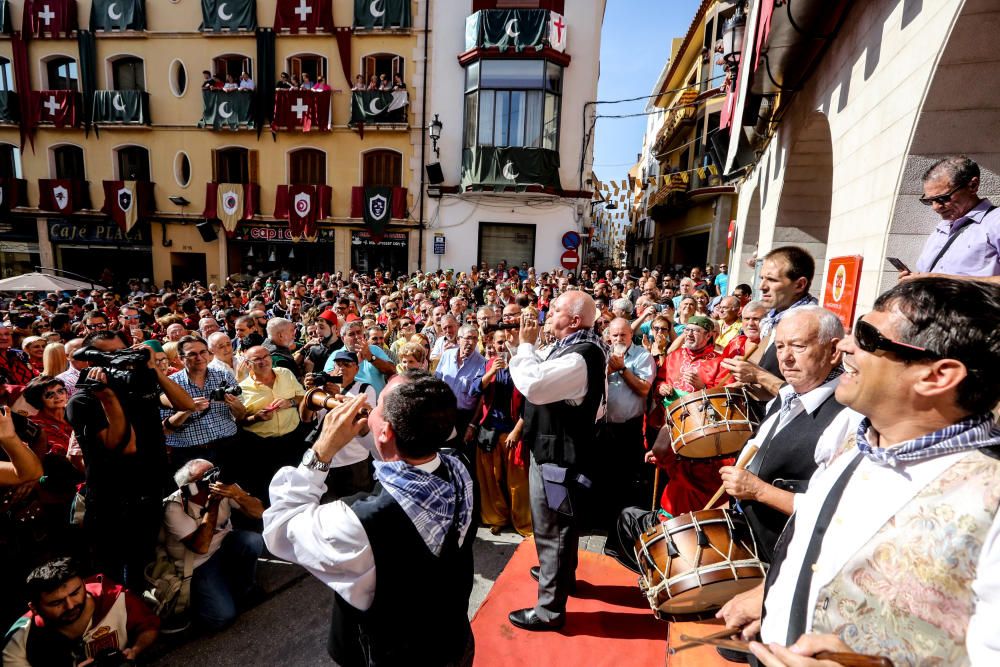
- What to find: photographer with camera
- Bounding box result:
[65,331,196,591]
[161,460,263,631]
[2,557,160,666]
[160,336,245,470]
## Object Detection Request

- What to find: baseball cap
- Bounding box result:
[331,349,358,364]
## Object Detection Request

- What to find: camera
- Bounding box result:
[208,382,242,401]
[483,322,519,333]
[183,466,222,497]
[73,346,159,400]
[308,371,340,387]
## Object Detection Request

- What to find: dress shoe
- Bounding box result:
[529,566,577,593]
[508,608,564,632]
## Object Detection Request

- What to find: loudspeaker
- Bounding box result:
[196,221,218,242]
[425,162,444,185]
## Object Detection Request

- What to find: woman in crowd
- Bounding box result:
[41,342,67,378]
[23,376,73,456]
[21,337,46,375]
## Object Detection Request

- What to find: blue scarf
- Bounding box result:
[372,453,474,556]
[554,327,608,360]
[760,295,818,339]
[856,413,1000,467]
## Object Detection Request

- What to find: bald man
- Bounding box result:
[507,291,608,631]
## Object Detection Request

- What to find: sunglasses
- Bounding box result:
[853,318,940,359]
[918,182,965,206]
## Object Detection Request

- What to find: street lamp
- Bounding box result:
[428,114,443,157]
[721,8,746,74]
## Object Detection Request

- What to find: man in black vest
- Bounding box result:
[263,372,476,666]
[507,290,607,631]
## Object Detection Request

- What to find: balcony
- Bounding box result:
[39,178,91,213]
[31,90,82,128]
[349,186,408,219]
[647,174,689,209]
[0,91,19,123]
[349,90,408,128]
[271,89,331,132]
[92,90,151,125]
[653,89,698,153]
[203,183,261,229]
[199,89,254,130]
[462,8,567,62]
[461,146,562,192]
[353,0,411,31]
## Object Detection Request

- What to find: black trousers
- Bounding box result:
[604,506,659,574]
[597,416,649,528]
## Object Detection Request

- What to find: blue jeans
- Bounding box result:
[191,530,264,630]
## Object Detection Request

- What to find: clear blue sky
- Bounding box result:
[592,0,702,184]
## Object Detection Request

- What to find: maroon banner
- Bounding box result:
[203,182,260,234]
[0,178,25,213]
[101,180,154,232]
[39,178,90,213]
[12,34,33,150]
[271,89,331,132]
[23,0,78,38]
[274,0,334,33]
[350,186,408,219]
[274,184,332,239]
[30,90,81,128]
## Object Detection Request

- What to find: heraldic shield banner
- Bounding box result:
[362,187,392,241]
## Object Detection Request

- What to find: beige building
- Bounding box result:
[0,0,426,288]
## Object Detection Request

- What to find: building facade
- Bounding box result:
[0,0,426,289]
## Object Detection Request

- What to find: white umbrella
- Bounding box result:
[0,272,106,292]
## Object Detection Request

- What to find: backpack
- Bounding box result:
[141,496,195,619]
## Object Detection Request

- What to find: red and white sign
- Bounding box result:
[822,255,863,330]
[560,249,578,270]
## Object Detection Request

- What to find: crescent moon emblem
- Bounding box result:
[218,102,233,118]
[370,0,385,18]
[108,2,122,20]
[218,2,233,20]
[502,161,519,180]
[505,19,520,38]
[112,93,126,112]
[369,98,386,115]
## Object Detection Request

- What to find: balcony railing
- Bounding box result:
[92,90,151,125]
[647,174,688,208]
[464,8,565,53]
[349,90,408,127]
[271,89,331,132]
[654,89,698,152]
[31,90,82,128]
[461,146,562,191]
[199,89,254,130]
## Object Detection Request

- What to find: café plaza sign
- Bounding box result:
[48,220,151,245]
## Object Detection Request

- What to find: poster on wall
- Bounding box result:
[822,255,863,330]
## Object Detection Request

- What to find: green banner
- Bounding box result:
[0,91,19,123]
[473,9,547,52]
[0,0,11,34]
[200,90,254,129]
[461,146,561,191]
[349,90,408,124]
[353,0,410,29]
[90,0,146,31]
[92,90,150,124]
[200,0,257,32]
[362,186,393,239]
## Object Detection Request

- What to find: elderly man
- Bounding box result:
[715,295,743,348]
[672,277,695,309]
[740,278,1000,667]
[436,324,487,446]
[199,317,221,340]
[205,331,234,373]
[429,314,460,365]
[723,300,768,362]
[508,291,606,631]
[263,317,299,377]
[264,375,476,666]
[163,459,263,630]
[323,321,395,397]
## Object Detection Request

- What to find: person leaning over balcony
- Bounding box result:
[238,71,255,92]
[312,76,331,92]
[275,72,293,90]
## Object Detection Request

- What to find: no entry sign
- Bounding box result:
[560,249,579,270]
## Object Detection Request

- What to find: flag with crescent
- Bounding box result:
[349,90,408,125]
[352,0,410,30]
[275,0,333,33]
[199,0,257,32]
[460,146,562,191]
[91,90,149,124]
[476,8,547,51]
[90,0,146,31]
[23,0,77,38]
[199,89,253,130]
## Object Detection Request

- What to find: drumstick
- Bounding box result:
[676,635,894,667]
[651,467,660,512]
[702,444,759,512]
[668,626,740,655]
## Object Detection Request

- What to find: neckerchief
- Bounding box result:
[372,453,474,556]
[760,295,818,339]
[855,412,1000,467]
[553,328,608,360]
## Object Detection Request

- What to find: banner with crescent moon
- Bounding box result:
[352,0,410,29]
[461,146,561,191]
[23,0,77,38]
[91,90,150,124]
[199,0,256,32]
[200,89,254,130]
[349,90,408,125]
[470,8,548,52]
[90,0,145,31]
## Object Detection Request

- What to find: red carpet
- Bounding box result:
[471,538,668,666]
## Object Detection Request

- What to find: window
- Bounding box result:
[169,59,187,97]
[288,55,325,83]
[111,56,145,91]
[478,222,535,267]
[362,150,401,187]
[116,146,150,181]
[46,57,78,91]
[289,149,326,185]
[174,152,191,187]
[214,54,252,83]
[52,145,85,179]
[0,58,13,92]
[463,59,561,149]
[0,144,18,178]
[213,147,257,184]
[361,54,403,86]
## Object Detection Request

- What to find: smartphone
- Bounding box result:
[886,257,910,272]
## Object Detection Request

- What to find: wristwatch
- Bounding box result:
[301,448,331,472]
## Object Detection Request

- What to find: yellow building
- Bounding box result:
[0,0,424,289]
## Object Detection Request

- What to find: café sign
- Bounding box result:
[48,219,151,245]
[232,224,335,243]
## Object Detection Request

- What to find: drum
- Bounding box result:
[666,388,755,458]
[635,509,766,621]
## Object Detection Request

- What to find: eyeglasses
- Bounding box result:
[43,387,67,399]
[651,326,668,332]
[853,318,940,359]
[88,322,108,329]
[919,182,965,206]
[399,321,414,327]
[246,357,271,365]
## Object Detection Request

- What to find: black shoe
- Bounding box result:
[508,608,564,632]
[716,647,751,663]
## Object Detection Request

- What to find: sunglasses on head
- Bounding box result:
[918,182,965,206]
[853,318,940,359]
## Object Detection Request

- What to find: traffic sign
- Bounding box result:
[433,235,446,255]
[560,249,579,270]
[562,230,581,250]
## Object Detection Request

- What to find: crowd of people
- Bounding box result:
[0,156,997,665]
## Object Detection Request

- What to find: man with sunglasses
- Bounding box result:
[906,156,1000,282]
[745,278,1000,667]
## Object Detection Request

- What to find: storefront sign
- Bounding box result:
[433,235,446,254]
[823,255,863,330]
[231,224,335,243]
[48,219,150,245]
[352,230,408,249]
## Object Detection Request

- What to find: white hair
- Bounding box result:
[266,317,293,337]
[742,300,767,316]
[174,458,213,488]
[457,324,478,339]
[611,298,634,316]
[781,305,844,344]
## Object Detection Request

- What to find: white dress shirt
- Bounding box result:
[509,342,589,407]
[263,456,441,611]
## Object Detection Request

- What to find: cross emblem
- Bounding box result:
[291,97,309,120]
[38,4,56,25]
[552,15,565,42]
[294,0,312,21]
[43,95,59,117]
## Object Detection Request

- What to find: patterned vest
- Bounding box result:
[811,449,1000,666]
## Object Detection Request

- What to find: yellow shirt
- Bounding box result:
[239,367,305,437]
[716,319,743,348]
